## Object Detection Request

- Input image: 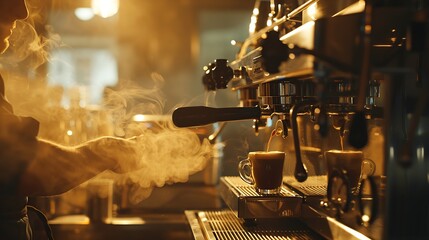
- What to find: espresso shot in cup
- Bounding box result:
[238,151,285,195]
[325,150,375,194]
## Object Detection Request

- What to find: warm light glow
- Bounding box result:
[111,217,145,225]
[252,8,259,15]
[249,14,257,34]
[91,0,119,18]
[307,2,318,20]
[417,147,424,163]
[131,114,170,122]
[249,23,256,34]
[133,114,146,122]
[67,130,73,136]
[74,8,95,21]
[249,7,259,34]
[389,147,395,159]
[314,124,320,131]
[314,108,321,114]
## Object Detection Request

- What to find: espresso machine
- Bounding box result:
[174,0,429,239]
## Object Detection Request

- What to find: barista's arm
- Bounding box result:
[18,136,139,196]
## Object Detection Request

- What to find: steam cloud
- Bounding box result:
[100,79,212,204]
[110,127,211,204]
[4,68,212,205]
[1,11,212,205]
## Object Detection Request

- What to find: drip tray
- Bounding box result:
[185,210,325,240]
[283,176,327,196]
[219,176,303,219]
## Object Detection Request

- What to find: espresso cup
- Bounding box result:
[238,151,285,195]
[86,179,113,224]
[325,150,375,193]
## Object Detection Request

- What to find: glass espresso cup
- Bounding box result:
[86,179,113,224]
[325,150,375,194]
[238,151,285,195]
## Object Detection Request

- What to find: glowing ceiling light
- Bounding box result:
[74,8,95,21]
[91,0,119,18]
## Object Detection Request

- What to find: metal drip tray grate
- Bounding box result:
[186,210,324,240]
[224,176,299,197]
[283,176,327,196]
[219,177,303,219]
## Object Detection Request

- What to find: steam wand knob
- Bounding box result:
[212,59,233,89]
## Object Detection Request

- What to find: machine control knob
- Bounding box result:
[212,59,233,89]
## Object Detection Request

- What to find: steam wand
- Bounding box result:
[290,100,318,182]
[348,1,374,149]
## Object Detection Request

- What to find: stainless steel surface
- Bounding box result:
[212,5,425,239]
[258,79,316,112]
[185,210,324,240]
[219,176,303,219]
[230,22,315,85]
[213,176,382,240]
[179,0,427,239]
[287,0,318,19]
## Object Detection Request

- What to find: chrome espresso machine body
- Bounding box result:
[174,0,429,239]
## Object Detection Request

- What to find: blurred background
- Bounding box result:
[36,0,254,110]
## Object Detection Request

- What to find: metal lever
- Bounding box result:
[172,106,261,128]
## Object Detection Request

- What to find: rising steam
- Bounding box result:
[0,19,61,71]
[111,126,211,204]
[99,78,212,204]
[5,69,212,204]
[1,5,212,204]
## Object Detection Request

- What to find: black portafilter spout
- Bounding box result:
[172,106,261,128]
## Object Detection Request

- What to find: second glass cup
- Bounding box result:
[238,151,285,195]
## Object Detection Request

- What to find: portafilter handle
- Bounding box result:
[172,106,261,128]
